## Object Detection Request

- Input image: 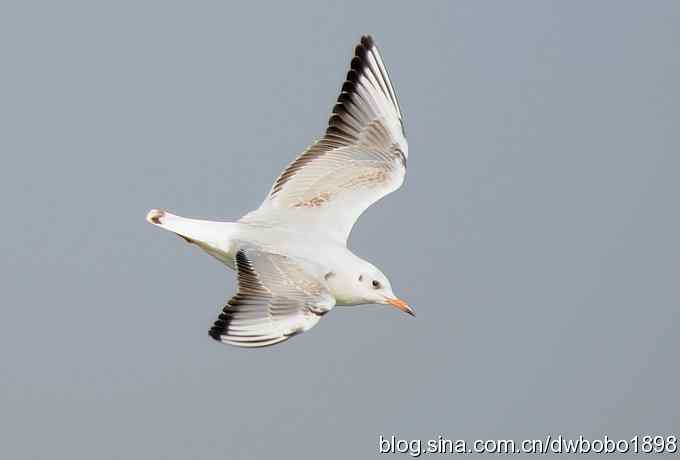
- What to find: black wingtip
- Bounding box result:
[208,328,222,341]
[208,316,228,341]
[360,35,374,48]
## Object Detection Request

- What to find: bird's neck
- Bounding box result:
[323,252,367,306]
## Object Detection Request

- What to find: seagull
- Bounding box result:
[147,35,413,348]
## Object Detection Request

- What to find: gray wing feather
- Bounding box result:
[241,35,407,244]
[209,247,335,348]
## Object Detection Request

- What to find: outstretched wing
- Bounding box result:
[209,247,335,348]
[243,35,407,244]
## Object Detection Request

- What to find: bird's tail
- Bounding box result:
[146,209,234,247]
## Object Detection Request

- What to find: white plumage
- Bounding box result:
[147,36,413,348]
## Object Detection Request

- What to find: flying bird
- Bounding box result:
[147,35,413,348]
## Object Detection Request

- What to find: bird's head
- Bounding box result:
[356,263,414,316]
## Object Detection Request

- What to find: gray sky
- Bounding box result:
[1,1,679,459]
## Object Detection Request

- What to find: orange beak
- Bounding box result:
[385,297,415,317]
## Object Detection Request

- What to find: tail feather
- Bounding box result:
[146,209,236,264]
[146,209,214,241]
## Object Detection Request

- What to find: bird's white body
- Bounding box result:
[147,36,413,347]
[153,210,374,306]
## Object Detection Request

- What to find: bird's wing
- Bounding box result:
[242,35,407,244]
[209,247,335,348]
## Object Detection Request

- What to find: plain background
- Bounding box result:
[2,1,679,458]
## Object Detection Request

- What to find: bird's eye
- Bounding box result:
[358,275,363,282]
[372,280,381,289]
